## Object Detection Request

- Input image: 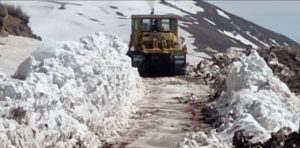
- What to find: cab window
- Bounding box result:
[142,19,151,31]
[161,19,171,31]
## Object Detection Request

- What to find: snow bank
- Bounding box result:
[180,50,300,147]
[0,32,143,147]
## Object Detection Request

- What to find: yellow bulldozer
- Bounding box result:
[127,13,187,75]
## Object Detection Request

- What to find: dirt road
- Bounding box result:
[104,77,209,148]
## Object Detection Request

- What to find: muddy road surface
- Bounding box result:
[104,77,209,148]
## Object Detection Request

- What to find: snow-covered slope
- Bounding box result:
[0,32,143,147]
[3,1,202,42]
[5,0,300,65]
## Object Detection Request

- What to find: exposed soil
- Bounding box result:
[4,14,41,40]
[102,77,209,148]
[0,4,8,37]
[0,4,41,40]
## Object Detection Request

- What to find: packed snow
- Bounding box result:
[0,32,143,147]
[223,30,259,49]
[179,131,224,148]
[0,35,41,75]
[216,9,230,20]
[180,50,300,147]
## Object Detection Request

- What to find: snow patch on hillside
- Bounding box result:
[270,38,280,46]
[179,28,211,65]
[179,51,300,147]
[216,9,230,20]
[167,1,204,14]
[245,31,270,48]
[0,32,143,147]
[203,17,216,26]
[223,30,258,49]
[4,1,201,42]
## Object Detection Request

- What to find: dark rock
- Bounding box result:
[258,47,300,94]
[232,127,300,148]
[1,4,41,40]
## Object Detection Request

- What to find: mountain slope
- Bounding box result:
[188,1,300,54]
[4,0,299,61]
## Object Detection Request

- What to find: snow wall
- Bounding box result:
[0,32,143,147]
[179,50,300,148]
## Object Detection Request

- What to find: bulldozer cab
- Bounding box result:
[128,14,187,75]
[129,15,185,54]
[139,16,176,32]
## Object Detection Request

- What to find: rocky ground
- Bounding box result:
[258,47,300,95]
[0,4,40,39]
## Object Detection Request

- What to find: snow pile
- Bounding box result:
[178,131,225,148]
[0,32,143,147]
[186,49,244,100]
[217,50,300,143]
[181,50,300,147]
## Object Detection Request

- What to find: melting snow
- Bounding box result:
[179,28,211,65]
[284,42,289,46]
[217,29,225,35]
[245,31,270,48]
[216,9,230,20]
[203,17,216,26]
[270,38,280,46]
[166,0,204,14]
[223,30,259,49]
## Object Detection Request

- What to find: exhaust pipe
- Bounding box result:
[150,8,154,15]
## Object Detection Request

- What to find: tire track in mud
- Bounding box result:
[103,77,210,148]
